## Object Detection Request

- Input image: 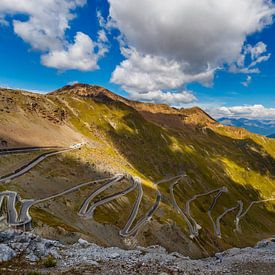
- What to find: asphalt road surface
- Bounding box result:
[0,148,77,183]
[0,146,274,239]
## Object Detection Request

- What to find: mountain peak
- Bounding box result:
[50,84,218,124]
[50,83,128,103]
[50,84,191,115]
[180,106,217,125]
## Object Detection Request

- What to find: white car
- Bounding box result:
[70,142,85,149]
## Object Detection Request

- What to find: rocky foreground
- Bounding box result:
[0,230,274,274]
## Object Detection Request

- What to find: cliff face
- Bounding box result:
[0,84,274,258]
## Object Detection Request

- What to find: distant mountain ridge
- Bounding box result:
[268,134,275,138]
[218,117,275,136]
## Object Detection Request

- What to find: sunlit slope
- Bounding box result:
[0,88,82,147]
[0,85,274,257]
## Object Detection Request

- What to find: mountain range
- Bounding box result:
[0,84,274,258]
[218,117,275,137]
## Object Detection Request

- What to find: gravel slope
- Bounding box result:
[0,230,274,274]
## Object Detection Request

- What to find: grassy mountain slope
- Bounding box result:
[0,84,274,258]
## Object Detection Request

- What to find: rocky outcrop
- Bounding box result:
[0,230,62,263]
[0,244,16,262]
[0,230,274,274]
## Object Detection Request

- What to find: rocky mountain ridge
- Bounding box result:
[0,230,274,274]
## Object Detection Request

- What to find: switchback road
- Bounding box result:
[0,146,274,240]
[0,147,79,183]
[0,146,64,156]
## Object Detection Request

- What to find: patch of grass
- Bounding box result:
[43,256,57,268]
[27,271,41,275]
[220,157,275,198]
[30,207,76,232]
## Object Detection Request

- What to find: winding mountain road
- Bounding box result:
[0,191,35,226]
[169,181,231,238]
[0,146,64,156]
[78,174,125,218]
[0,145,274,240]
[207,187,228,236]
[185,187,231,237]
[120,181,161,237]
[169,178,197,238]
[235,198,275,232]
[0,147,79,183]
[215,201,241,238]
[0,171,177,238]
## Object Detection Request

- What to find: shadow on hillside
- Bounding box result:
[0,136,33,148]
[1,116,275,257]
[172,177,275,250]
[205,127,275,177]
[105,112,275,249]
[107,112,275,179]
[0,147,170,251]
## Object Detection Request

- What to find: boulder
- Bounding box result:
[0,244,16,262]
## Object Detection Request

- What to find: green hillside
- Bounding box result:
[0,84,274,258]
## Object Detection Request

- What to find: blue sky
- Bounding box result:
[0,0,275,119]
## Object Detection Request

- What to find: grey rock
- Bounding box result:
[140,245,167,254]
[169,251,190,259]
[0,230,275,274]
[78,238,89,247]
[256,239,271,248]
[108,252,120,259]
[26,252,39,262]
[0,244,16,262]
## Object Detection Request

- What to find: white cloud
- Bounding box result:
[0,0,85,51]
[109,0,274,69]
[98,29,108,43]
[241,75,252,87]
[111,48,214,93]
[207,105,275,120]
[111,47,211,104]
[0,15,8,26]
[250,53,271,68]
[229,42,271,74]
[0,0,108,71]
[0,84,47,94]
[41,32,101,71]
[129,90,197,106]
[108,0,275,105]
[249,42,268,60]
[68,80,79,86]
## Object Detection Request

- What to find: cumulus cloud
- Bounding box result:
[129,90,197,106]
[0,0,108,71]
[108,0,275,105]
[111,48,214,93]
[0,0,85,51]
[207,105,275,120]
[41,32,102,71]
